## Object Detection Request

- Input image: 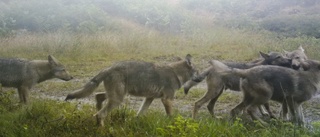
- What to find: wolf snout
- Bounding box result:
[292,64,300,70]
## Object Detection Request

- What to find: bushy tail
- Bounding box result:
[65,69,108,100]
[183,67,212,94]
[209,60,247,78]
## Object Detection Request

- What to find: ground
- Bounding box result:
[22,78,320,127]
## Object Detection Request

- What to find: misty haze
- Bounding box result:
[1,0,320,136]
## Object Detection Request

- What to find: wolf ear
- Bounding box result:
[185,54,192,66]
[298,45,305,52]
[259,51,269,59]
[48,55,59,66]
[283,50,289,54]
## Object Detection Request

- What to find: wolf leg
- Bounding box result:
[206,87,224,117]
[287,98,304,125]
[298,105,305,124]
[161,98,173,116]
[280,100,289,121]
[95,98,123,127]
[258,105,269,116]
[247,106,268,126]
[95,92,107,111]
[18,86,29,104]
[94,84,125,126]
[137,97,154,116]
[193,84,224,119]
[262,103,276,118]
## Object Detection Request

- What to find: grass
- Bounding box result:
[1,26,320,136]
[0,94,316,137]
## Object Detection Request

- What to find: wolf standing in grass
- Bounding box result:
[65,54,198,126]
[0,55,73,104]
[210,59,320,126]
[183,51,292,119]
[183,46,307,119]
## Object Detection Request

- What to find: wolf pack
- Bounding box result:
[0,46,319,127]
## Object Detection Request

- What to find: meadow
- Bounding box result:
[1,0,320,136]
[0,28,320,136]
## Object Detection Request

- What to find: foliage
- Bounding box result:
[2,0,320,38]
[0,97,317,137]
[157,115,199,137]
[261,15,320,38]
[0,0,114,36]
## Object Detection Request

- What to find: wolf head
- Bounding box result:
[284,46,308,70]
[170,54,199,85]
[48,55,73,81]
[259,51,292,67]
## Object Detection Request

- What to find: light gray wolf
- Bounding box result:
[210,59,320,126]
[183,51,292,119]
[284,46,308,70]
[65,54,198,126]
[0,55,73,104]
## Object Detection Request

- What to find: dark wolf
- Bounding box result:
[210,59,320,126]
[183,51,292,119]
[0,55,73,104]
[65,54,198,126]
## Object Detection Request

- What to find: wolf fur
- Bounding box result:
[65,54,198,126]
[284,46,308,70]
[183,52,292,119]
[210,59,320,126]
[0,55,73,104]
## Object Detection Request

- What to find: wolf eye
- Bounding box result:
[295,57,300,59]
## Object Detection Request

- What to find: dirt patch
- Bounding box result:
[29,79,320,126]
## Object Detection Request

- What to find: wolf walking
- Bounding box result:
[0,55,73,104]
[184,46,307,119]
[183,51,292,119]
[65,54,198,126]
[210,59,320,126]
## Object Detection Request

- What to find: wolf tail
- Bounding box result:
[184,67,212,94]
[209,60,247,78]
[65,69,109,100]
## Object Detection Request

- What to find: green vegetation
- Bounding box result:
[0,93,318,137]
[1,0,320,136]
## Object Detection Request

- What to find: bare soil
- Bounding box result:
[28,79,320,126]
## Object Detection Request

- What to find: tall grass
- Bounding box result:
[1,26,319,72]
[0,94,316,137]
[1,26,320,136]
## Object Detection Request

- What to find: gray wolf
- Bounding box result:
[65,54,198,126]
[0,55,73,104]
[183,51,292,119]
[284,46,308,70]
[210,59,320,126]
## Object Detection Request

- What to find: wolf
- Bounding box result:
[0,55,73,104]
[184,46,308,119]
[285,46,308,70]
[65,54,198,126]
[210,59,320,126]
[183,51,292,119]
